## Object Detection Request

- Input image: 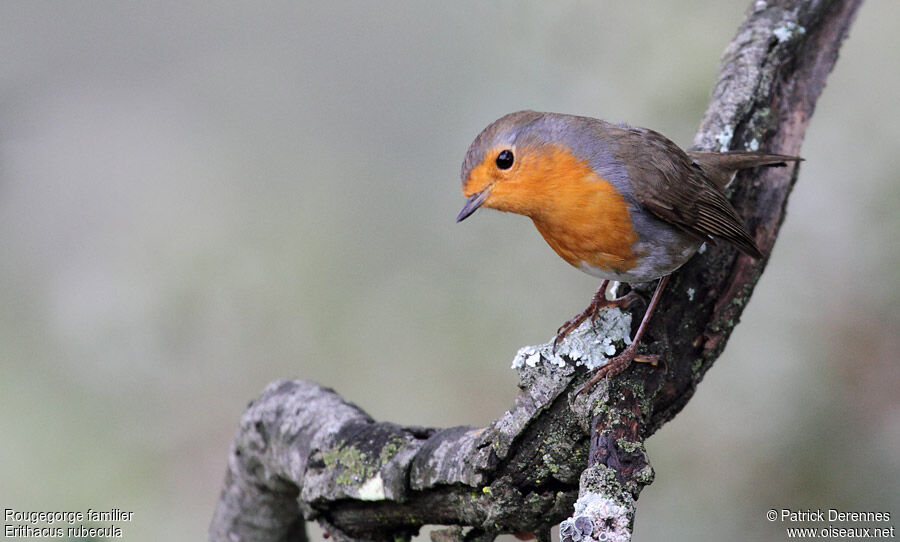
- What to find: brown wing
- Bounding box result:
[614,127,763,258]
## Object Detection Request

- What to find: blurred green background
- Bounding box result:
[1,2,897,541]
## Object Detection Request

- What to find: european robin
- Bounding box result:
[456,110,800,393]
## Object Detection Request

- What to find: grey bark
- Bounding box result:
[210,1,862,540]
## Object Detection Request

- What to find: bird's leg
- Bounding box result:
[553,280,644,352]
[574,274,671,397]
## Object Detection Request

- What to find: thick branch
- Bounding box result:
[210,1,862,540]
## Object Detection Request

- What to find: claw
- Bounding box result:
[633,353,660,365]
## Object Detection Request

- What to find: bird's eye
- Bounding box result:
[496,149,514,170]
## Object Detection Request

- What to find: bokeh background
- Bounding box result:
[2,2,897,540]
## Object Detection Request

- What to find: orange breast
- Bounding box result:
[486,145,639,273]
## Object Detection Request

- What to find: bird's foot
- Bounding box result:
[552,291,643,353]
[572,346,660,398]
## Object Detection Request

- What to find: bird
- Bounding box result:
[455,110,800,394]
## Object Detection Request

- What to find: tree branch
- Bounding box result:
[210,1,862,540]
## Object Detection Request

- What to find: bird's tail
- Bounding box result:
[688,151,803,189]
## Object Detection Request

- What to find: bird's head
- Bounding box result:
[455,111,644,274]
[456,110,599,222]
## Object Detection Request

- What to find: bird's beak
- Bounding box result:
[456,187,491,222]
